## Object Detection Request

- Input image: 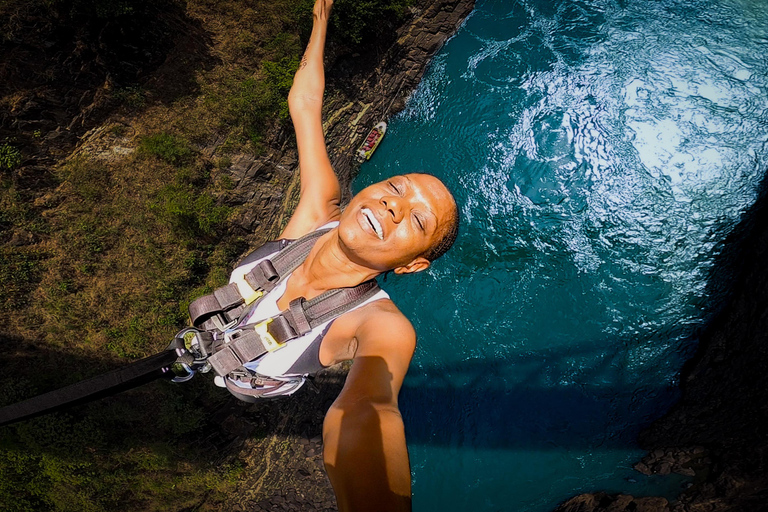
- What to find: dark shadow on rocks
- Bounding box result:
[0,0,218,166]
[554,170,768,511]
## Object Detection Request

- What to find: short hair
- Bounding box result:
[422,187,459,262]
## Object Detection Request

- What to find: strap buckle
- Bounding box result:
[233,276,264,305]
[211,314,238,332]
[253,318,283,352]
[243,289,263,305]
[223,318,283,353]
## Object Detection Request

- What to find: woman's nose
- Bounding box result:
[382,195,404,223]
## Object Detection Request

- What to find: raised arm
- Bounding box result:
[322,307,416,512]
[281,0,341,239]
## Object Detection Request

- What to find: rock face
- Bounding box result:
[0,1,213,165]
[556,493,671,512]
[322,0,474,190]
[554,178,768,511]
[223,0,476,244]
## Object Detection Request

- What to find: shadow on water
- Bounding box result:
[399,338,687,450]
[0,332,685,452]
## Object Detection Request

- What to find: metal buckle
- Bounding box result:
[211,314,237,332]
[223,328,241,346]
[170,361,196,383]
[233,276,264,305]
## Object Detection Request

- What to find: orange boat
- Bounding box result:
[356,121,387,162]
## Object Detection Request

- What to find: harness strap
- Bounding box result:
[0,349,179,427]
[188,229,332,331]
[288,298,312,333]
[207,280,382,377]
[189,226,383,378]
[223,374,305,401]
[244,229,328,292]
[301,280,381,327]
[189,282,247,331]
[207,329,275,376]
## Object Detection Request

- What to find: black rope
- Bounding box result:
[0,349,178,427]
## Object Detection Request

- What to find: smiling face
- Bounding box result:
[337,173,457,274]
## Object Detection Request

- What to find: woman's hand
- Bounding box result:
[313,0,333,22]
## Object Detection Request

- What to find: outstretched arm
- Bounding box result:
[322,308,416,512]
[281,0,341,239]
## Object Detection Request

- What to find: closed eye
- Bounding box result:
[388,181,402,195]
[414,214,424,231]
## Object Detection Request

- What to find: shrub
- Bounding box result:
[0,142,21,172]
[152,184,230,240]
[294,0,414,47]
[266,32,300,61]
[226,77,273,144]
[114,86,146,110]
[139,133,193,166]
[263,55,299,120]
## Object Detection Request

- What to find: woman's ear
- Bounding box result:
[393,256,431,275]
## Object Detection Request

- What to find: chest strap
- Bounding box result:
[206,279,380,377]
[186,228,383,377]
[188,229,330,332]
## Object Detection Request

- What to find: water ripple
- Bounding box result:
[354,0,768,509]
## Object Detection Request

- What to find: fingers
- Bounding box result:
[313,0,333,21]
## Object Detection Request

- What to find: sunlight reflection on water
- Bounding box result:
[354,0,768,510]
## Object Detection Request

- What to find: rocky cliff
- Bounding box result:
[222,0,475,246]
[0,0,474,509]
[555,176,768,511]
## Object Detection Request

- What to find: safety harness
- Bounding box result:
[0,228,381,426]
[179,227,381,395]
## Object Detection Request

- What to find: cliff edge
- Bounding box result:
[556,176,768,511]
[0,0,474,509]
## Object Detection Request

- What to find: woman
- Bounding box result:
[235,1,458,509]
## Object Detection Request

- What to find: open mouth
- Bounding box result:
[361,207,383,240]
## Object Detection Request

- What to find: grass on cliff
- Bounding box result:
[1,142,241,510]
[0,0,415,510]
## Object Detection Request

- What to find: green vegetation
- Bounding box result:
[0,383,242,511]
[113,86,146,110]
[152,183,230,240]
[294,0,414,47]
[264,55,301,120]
[0,142,21,172]
[0,0,415,509]
[139,133,194,166]
[210,43,300,148]
[0,144,243,509]
[0,249,42,311]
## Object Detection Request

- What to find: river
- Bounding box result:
[352,0,768,510]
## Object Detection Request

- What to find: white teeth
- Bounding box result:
[361,208,383,240]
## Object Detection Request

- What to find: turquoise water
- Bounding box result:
[352,0,768,510]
